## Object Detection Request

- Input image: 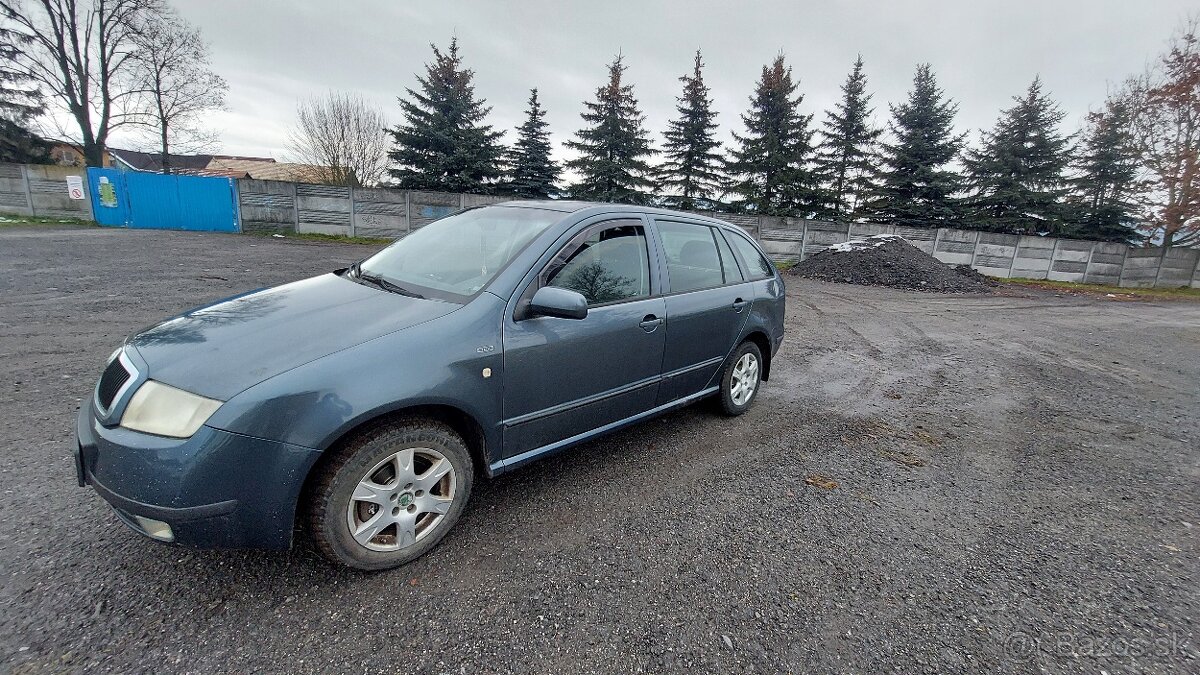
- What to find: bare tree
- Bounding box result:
[0,0,164,166]
[1122,16,1200,247]
[287,91,389,186]
[130,9,225,173]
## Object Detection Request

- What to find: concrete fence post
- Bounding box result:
[347,186,356,237]
[1082,242,1097,283]
[403,191,411,234]
[1007,236,1021,278]
[290,182,300,234]
[1190,249,1200,288]
[799,219,809,261]
[19,164,35,217]
[1152,246,1170,288]
[1049,237,1062,279]
[932,227,944,258]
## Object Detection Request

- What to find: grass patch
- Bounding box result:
[0,215,94,228]
[247,231,393,246]
[773,259,797,272]
[1005,277,1200,300]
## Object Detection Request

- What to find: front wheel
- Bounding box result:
[717,341,763,416]
[307,419,473,571]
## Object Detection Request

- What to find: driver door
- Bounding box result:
[501,217,666,461]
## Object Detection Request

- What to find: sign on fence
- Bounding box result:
[66,175,85,200]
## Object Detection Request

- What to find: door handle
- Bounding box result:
[732,298,750,313]
[639,314,663,332]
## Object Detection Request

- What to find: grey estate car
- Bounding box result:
[76,202,785,570]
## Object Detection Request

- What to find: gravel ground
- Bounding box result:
[1,225,1197,674]
[791,235,996,293]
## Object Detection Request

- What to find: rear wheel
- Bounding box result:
[307,419,473,571]
[717,341,762,416]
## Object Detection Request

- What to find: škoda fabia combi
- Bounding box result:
[76,202,785,570]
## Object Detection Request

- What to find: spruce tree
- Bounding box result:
[503,88,560,199]
[0,25,50,164]
[565,54,657,204]
[864,64,964,227]
[965,78,1073,234]
[388,38,505,194]
[817,56,882,219]
[1066,98,1142,243]
[725,54,823,216]
[659,50,724,210]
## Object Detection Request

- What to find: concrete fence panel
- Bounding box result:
[803,220,850,258]
[0,163,33,216]
[461,193,506,209]
[353,188,408,238]
[1011,236,1056,279]
[1119,248,1163,287]
[295,184,351,236]
[893,226,937,255]
[932,228,978,266]
[973,232,1019,278]
[847,222,896,239]
[1156,247,1200,288]
[26,165,94,220]
[409,191,460,230]
[758,218,806,262]
[1048,240,1093,282]
[720,213,761,237]
[1086,243,1127,285]
[237,179,297,234]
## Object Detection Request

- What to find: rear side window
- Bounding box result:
[725,229,775,280]
[544,221,651,306]
[657,221,728,293]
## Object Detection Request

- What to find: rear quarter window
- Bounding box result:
[724,229,775,280]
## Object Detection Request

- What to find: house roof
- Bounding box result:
[105,147,352,185]
[109,148,220,172]
[203,157,332,183]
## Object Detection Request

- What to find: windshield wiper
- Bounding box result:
[357,269,425,299]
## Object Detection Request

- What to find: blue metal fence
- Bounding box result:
[87,168,239,232]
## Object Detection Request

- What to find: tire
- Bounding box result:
[717,341,763,416]
[307,419,473,571]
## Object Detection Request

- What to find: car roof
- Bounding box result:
[492,200,737,229]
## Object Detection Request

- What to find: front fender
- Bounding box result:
[205,293,505,460]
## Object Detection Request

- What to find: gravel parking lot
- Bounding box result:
[1,225,1197,674]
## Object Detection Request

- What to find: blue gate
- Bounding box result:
[87,167,239,232]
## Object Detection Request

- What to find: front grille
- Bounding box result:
[97,357,131,411]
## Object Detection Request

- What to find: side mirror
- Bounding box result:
[529,286,588,320]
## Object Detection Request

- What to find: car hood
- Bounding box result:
[127,273,460,400]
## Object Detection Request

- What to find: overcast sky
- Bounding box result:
[124,0,1194,164]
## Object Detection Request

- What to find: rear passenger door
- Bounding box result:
[652,219,753,405]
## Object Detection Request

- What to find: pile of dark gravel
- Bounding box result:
[790,234,997,293]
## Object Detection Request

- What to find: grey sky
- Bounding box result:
[144,0,1192,164]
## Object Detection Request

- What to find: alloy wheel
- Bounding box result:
[730,352,759,406]
[345,447,456,552]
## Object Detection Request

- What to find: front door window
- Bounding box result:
[543,221,650,305]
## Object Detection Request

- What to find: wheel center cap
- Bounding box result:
[397,492,414,507]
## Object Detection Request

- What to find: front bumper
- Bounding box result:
[76,397,322,549]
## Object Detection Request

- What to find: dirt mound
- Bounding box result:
[790,234,995,293]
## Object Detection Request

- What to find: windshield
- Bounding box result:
[358,206,561,301]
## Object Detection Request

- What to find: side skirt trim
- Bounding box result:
[490,386,719,474]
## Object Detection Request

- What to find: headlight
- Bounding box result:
[120,380,223,438]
